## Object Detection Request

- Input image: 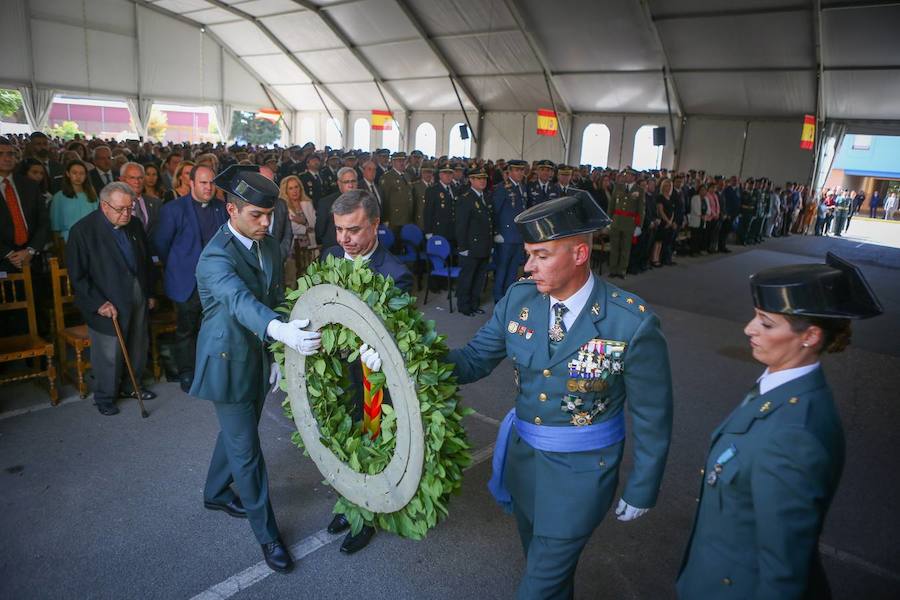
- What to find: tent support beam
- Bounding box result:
[291,0,410,133]
[202,0,347,116]
[810,0,826,191]
[503,0,574,119]
[639,0,683,161]
[129,1,296,119]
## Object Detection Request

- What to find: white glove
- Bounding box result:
[459,250,469,257]
[425,233,433,239]
[615,498,649,522]
[634,226,642,237]
[266,319,321,355]
[269,362,281,392]
[359,343,382,372]
[493,233,504,243]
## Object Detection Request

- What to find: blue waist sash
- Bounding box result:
[487,408,627,512]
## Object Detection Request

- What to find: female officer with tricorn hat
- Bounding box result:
[677,252,882,599]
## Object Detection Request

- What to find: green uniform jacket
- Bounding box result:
[610,184,645,230]
[379,169,413,228]
[448,276,673,538]
[190,224,284,404]
[677,367,844,599]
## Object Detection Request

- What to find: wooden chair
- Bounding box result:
[0,264,58,404]
[49,257,91,398]
[149,262,177,381]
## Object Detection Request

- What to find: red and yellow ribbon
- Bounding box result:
[362,363,383,439]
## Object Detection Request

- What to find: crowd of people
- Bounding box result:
[1,130,884,598]
[1,130,866,403]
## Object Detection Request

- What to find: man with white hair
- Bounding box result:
[119,161,161,243]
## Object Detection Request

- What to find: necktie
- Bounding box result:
[549,302,569,351]
[135,197,148,228]
[3,177,28,246]
[250,241,263,269]
[740,382,761,407]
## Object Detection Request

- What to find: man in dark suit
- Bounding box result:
[89,145,116,192]
[67,182,157,416]
[119,162,161,245]
[455,168,492,316]
[153,164,227,392]
[320,188,412,554]
[316,166,358,250]
[28,132,64,193]
[0,137,49,273]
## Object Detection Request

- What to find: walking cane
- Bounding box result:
[112,315,149,418]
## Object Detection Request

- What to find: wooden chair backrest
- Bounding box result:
[49,257,76,334]
[0,264,38,336]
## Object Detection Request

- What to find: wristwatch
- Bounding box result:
[26,247,36,256]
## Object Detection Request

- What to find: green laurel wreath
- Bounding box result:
[273,255,472,539]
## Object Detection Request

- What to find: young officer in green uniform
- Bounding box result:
[677,252,882,599]
[190,165,322,574]
[448,192,674,599]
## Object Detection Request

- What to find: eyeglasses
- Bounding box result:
[103,201,134,215]
[339,179,357,185]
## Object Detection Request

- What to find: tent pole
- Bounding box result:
[738,121,750,180]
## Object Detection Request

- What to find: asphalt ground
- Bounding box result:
[2,227,899,599]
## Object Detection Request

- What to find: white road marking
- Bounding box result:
[188,413,498,600]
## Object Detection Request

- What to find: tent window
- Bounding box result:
[300,117,316,146]
[632,125,662,170]
[354,118,370,151]
[383,123,400,153]
[852,134,872,150]
[448,122,471,158]
[326,117,342,148]
[414,122,436,157]
[579,123,610,169]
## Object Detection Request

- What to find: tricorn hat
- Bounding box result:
[514,191,611,243]
[214,165,278,209]
[749,252,882,319]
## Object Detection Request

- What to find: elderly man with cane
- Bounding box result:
[67,182,158,416]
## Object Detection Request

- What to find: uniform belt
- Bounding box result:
[487,408,626,512]
[613,209,639,218]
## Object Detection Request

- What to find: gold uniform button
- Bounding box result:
[722,578,732,586]
[700,468,705,475]
[538,393,547,402]
[789,397,799,404]
[220,352,228,358]
[534,417,542,425]
[542,369,551,377]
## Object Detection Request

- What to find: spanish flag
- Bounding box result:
[371,110,393,131]
[255,108,281,123]
[800,114,815,150]
[537,109,558,136]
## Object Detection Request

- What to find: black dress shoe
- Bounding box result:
[179,373,193,394]
[204,497,247,519]
[96,402,119,416]
[261,539,294,573]
[327,513,350,534]
[340,525,375,554]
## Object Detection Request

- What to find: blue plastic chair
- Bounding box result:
[399,224,424,288]
[424,235,461,312]
[377,224,395,250]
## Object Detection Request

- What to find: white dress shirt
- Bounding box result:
[344,239,379,262]
[756,362,821,395]
[548,275,595,331]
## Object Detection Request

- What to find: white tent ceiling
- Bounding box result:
[2,0,898,121]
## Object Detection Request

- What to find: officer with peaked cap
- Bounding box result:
[677,253,882,599]
[492,159,529,303]
[455,167,493,316]
[527,159,561,207]
[447,192,674,599]
[412,160,435,230]
[380,151,413,235]
[191,165,322,574]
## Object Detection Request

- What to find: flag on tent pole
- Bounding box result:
[800,114,815,150]
[371,110,393,131]
[537,109,558,136]
[256,109,281,123]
